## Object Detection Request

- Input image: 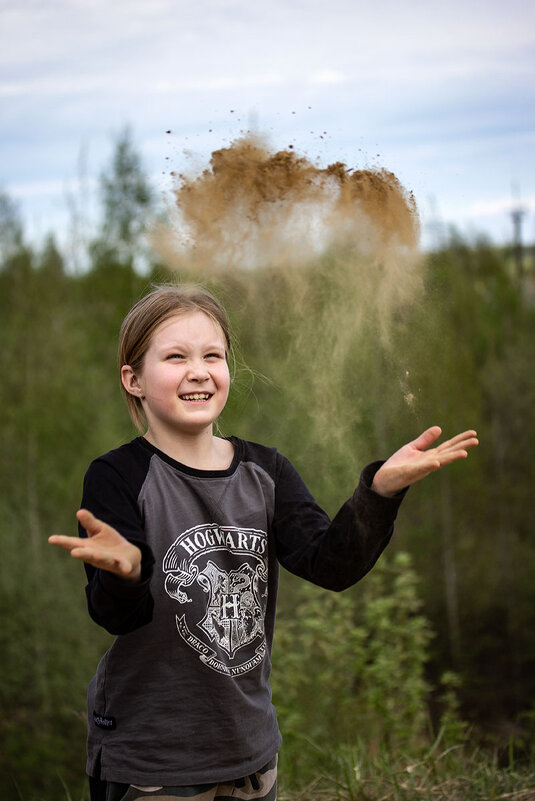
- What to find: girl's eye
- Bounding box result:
[167,354,185,360]
[205,353,225,361]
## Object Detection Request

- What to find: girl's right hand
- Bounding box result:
[48,509,142,582]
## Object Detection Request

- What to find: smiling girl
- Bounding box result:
[49,283,477,801]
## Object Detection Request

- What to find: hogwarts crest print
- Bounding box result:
[162,524,269,676]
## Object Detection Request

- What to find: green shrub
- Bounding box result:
[272,552,437,787]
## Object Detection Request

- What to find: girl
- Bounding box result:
[49,284,477,801]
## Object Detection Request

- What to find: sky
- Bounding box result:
[2,0,535,254]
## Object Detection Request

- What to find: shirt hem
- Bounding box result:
[88,736,281,786]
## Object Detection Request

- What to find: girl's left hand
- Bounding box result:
[371,426,478,497]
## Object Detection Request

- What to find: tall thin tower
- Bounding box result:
[510,184,526,282]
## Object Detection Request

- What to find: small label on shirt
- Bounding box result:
[93,711,116,730]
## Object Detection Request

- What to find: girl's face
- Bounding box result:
[124,311,230,441]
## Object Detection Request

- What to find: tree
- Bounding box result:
[0,191,24,264]
[92,127,154,270]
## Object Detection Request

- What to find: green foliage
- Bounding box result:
[91,126,155,270]
[272,553,436,787]
[0,191,24,262]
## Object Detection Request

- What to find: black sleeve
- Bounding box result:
[79,458,155,635]
[273,456,407,591]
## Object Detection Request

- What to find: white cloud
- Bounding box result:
[467,196,535,216]
[309,70,347,85]
[154,73,284,94]
[8,175,98,200]
[0,72,286,99]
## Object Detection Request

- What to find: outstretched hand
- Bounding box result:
[48,509,142,581]
[371,426,478,498]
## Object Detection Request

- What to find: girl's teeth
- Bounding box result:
[182,393,209,400]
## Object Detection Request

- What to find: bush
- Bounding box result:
[272,552,437,787]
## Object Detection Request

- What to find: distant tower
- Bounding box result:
[510,184,526,282]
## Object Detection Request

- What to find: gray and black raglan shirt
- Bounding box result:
[81,436,407,786]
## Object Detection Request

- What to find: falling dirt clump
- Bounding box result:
[346,169,418,249]
[156,136,420,274]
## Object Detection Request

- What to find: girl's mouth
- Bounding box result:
[179,393,212,402]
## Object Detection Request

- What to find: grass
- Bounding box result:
[278,739,535,801]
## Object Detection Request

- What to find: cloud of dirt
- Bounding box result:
[155,135,421,335]
[157,135,418,265]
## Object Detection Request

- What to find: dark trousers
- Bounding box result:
[89,774,129,801]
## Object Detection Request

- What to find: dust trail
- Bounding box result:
[153,136,423,463]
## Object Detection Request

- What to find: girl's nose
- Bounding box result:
[187,360,209,381]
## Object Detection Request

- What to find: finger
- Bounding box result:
[411,426,442,451]
[436,450,469,467]
[48,535,87,552]
[49,537,106,562]
[435,439,479,466]
[438,430,478,449]
[69,546,128,574]
[436,437,479,460]
[436,430,478,451]
[76,508,105,538]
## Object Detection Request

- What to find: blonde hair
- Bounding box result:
[118,283,232,432]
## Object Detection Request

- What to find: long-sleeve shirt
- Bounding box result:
[80,435,406,786]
